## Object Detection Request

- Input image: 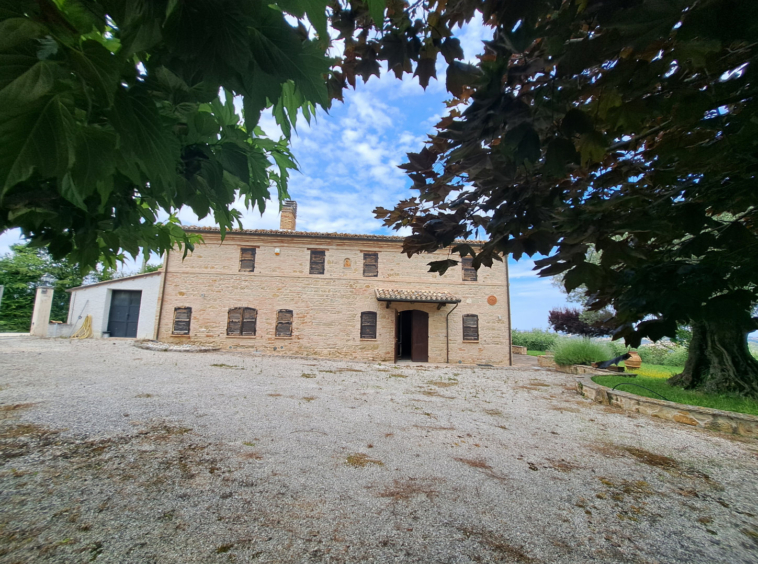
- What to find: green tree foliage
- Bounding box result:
[375,0,758,396]
[0,0,336,270]
[0,243,88,331]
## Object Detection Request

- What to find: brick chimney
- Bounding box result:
[280,200,297,231]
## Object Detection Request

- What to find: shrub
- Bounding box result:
[511,329,558,352]
[552,338,611,366]
[606,340,630,357]
[662,346,689,367]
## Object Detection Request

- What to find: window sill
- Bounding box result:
[360,338,377,341]
[225,335,257,339]
[462,340,480,343]
[275,336,293,339]
[171,334,191,338]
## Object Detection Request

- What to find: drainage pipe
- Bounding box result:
[154,250,170,340]
[505,258,513,366]
[446,302,459,364]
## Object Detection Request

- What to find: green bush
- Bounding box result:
[552,338,611,366]
[662,346,689,366]
[606,340,629,357]
[511,329,558,352]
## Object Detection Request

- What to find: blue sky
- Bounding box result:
[0,19,569,330]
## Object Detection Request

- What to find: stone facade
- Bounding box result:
[156,228,512,365]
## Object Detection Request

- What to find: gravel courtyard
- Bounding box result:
[1,337,757,563]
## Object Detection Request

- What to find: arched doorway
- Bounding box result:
[396,310,428,362]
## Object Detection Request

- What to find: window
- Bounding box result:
[227,307,257,336]
[276,309,293,337]
[360,311,377,339]
[239,247,256,272]
[172,307,192,335]
[309,250,325,275]
[363,252,378,277]
[462,314,479,341]
[462,257,477,281]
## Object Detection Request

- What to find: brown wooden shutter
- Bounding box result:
[276,309,293,337]
[239,248,256,272]
[363,253,378,277]
[360,311,377,339]
[462,257,477,281]
[173,307,192,335]
[462,314,479,341]
[309,250,325,275]
[227,308,242,335]
[241,308,257,336]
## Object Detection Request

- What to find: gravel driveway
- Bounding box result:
[1,336,757,563]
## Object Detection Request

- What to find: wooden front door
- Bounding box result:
[410,310,429,362]
[107,290,142,338]
[394,310,400,362]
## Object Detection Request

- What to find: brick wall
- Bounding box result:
[156,232,511,365]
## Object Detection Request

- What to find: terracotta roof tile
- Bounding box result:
[375,288,461,303]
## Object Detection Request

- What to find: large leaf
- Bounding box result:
[110,87,180,188]
[366,0,385,29]
[68,40,121,107]
[276,0,330,41]
[0,60,61,109]
[0,94,76,194]
[0,18,43,51]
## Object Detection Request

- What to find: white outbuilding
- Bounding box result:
[66,271,163,339]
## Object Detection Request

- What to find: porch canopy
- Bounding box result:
[375,288,461,309]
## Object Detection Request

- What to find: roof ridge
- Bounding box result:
[182,226,486,244]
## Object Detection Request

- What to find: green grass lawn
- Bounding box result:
[593,363,758,416]
[527,350,545,357]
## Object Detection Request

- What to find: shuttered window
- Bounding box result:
[462,314,479,341]
[360,311,377,339]
[276,309,293,337]
[462,257,477,281]
[239,248,256,272]
[172,307,192,335]
[363,253,378,277]
[227,307,257,336]
[309,250,325,275]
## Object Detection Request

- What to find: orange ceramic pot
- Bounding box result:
[625,351,642,370]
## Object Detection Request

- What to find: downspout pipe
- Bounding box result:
[505,257,513,366]
[446,302,459,364]
[154,250,170,340]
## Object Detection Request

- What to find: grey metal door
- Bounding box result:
[107,290,142,338]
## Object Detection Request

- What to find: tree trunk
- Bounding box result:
[668,320,758,398]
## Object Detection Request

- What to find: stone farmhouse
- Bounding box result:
[154,201,513,365]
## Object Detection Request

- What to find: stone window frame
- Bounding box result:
[461,257,478,282]
[362,252,378,277]
[462,314,479,342]
[309,249,326,275]
[239,247,257,272]
[360,311,377,340]
[276,309,293,337]
[172,307,192,335]
[227,307,257,336]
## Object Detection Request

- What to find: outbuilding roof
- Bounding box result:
[66,270,162,292]
[374,288,461,304]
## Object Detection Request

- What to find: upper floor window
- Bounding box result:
[239,247,256,272]
[276,309,293,337]
[363,252,378,277]
[172,307,192,335]
[462,257,477,282]
[227,307,257,336]
[309,250,326,275]
[360,311,377,339]
[462,314,479,341]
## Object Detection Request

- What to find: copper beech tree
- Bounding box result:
[375,0,758,397]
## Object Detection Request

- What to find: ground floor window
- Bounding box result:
[276,310,293,337]
[227,307,257,336]
[462,314,479,341]
[360,311,377,339]
[172,307,192,335]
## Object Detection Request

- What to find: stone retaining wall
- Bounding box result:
[577,376,758,438]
